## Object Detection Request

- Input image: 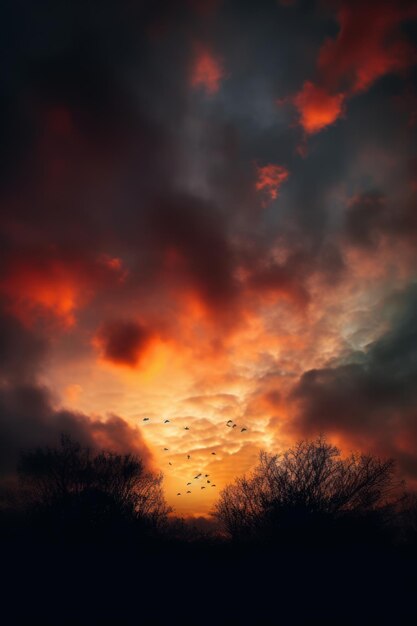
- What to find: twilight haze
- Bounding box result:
[1,0,417,517]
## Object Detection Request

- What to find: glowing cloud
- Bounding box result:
[293,82,345,135]
[255,163,290,201]
[190,46,224,95]
[0,262,82,327]
[293,1,417,134]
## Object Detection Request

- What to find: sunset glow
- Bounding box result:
[1,0,417,520]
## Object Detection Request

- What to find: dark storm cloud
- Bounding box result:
[1,0,413,330]
[345,186,417,249]
[147,193,237,309]
[0,384,152,480]
[0,309,152,481]
[0,0,416,488]
[97,320,155,367]
[0,312,47,384]
[292,284,417,479]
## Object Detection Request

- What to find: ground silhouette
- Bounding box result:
[214,437,400,546]
[2,435,417,625]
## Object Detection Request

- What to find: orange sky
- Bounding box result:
[1,0,417,516]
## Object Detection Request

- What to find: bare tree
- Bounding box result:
[214,437,399,542]
[18,435,171,536]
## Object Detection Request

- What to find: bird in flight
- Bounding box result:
[187,482,192,485]
[205,474,209,477]
[201,486,206,490]
[241,427,247,432]
[226,420,233,427]
[184,426,190,430]
[194,474,202,479]
[164,448,169,451]
[177,493,181,496]
[143,418,149,422]
[169,462,173,466]
[212,484,216,487]
[186,491,191,494]
[187,455,191,460]
[211,452,216,455]
[232,424,237,429]
[207,480,210,483]
[164,419,170,423]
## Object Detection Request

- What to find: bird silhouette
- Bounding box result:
[241,427,247,432]
[184,426,190,430]
[143,418,149,422]
[211,452,216,455]
[205,474,209,477]
[169,462,173,466]
[186,491,191,494]
[187,455,191,460]
[201,486,206,490]
[226,420,233,425]
[187,482,192,485]
[164,448,169,451]
[177,493,181,496]
[207,480,210,483]
[164,419,170,423]
[232,424,237,429]
[194,474,202,479]
[212,484,216,487]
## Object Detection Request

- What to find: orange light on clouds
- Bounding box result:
[318,3,417,96]
[190,46,224,95]
[293,2,417,135]
[255,163,289,201]
[293,82,345,135]
[0,263,83,327]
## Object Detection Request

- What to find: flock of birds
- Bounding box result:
[142,417,248,497]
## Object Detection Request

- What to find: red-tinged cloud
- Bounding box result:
[0,254,126,328]
[293,82,345,134]
[294,1,417,134]
[255,163,290,201]
[190,45,224,95]
[96,320,156,367]
[318,2,417,95]
[1,261,83,327]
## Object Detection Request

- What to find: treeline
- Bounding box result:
[2,436,417,625]
[215,438,417,548]
[1,434,417,549]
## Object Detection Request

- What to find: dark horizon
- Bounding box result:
[2,433,417,625]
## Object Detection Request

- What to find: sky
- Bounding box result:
[0,0,417,517]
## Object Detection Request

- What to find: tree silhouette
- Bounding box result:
[18,434,171,539]
[214,437,399,543]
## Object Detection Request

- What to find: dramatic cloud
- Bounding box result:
[293,82,345,134]
[96,320,156,368]
[0,310,152,484]
[255,164,289,202]
[293,0,417,133]
[1,0,417,512]
[0,384,152,480]
[292,285,417,481]
[190,45,225,95]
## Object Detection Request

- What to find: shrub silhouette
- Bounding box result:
[214,437,399,544]
[18,434,171,540]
